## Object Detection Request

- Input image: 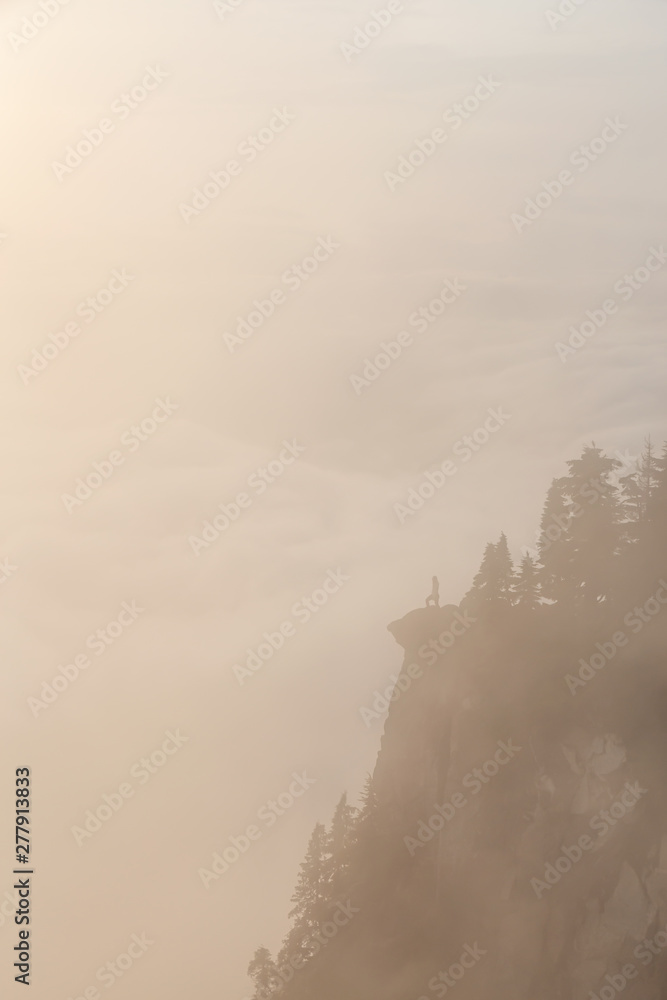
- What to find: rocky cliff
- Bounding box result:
[364,596,667,1000]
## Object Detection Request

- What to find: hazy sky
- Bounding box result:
[1,0,666,996]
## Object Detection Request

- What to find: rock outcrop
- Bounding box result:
[365,599,667,1000]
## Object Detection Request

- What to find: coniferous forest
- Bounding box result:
[247,440,667,1000]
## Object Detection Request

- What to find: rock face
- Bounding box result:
[269,594,667,1000]
[374,605,462,823]
[369,601,667,1000]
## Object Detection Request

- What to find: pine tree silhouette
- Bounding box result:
[466,541,496,605]
[247,435,667,1000]
[275,800,363,994]
[465,534,515,610]
[648,442,667,539]
[495,533,516,601]
[247,946,279,1000]
[557,444,621,608]
[353,775,380,842]
[618,438,658,541]
[324,793,358,904]
[537,479,575,604]
[285,824,330,946]
[513,553,541,610]
[345,775,381,909]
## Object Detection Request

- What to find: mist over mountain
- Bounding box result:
[247,439,667,1000]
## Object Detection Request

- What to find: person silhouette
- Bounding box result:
[426,576,440,607]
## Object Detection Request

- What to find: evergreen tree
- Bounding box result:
[324,793,358,904]
[247,432,667,1000]
[276,824,331,977]
[464,535,515,609]
[618,438,659,543]
[647,441,667,537]
[287,823,331,934]
[557,445,621,608]
[276,922,311,985]
[636,440,667,582]
[277,797,361,983]
[346,775,381,873]
[466,541,495,606]
[495,533,516,601]
[343,775,385,921]
[513,554,540,610]
[354,775,380,838]
[248,946,279,999]
[537,479,576,604]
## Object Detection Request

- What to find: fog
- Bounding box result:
[1,0,665,996]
